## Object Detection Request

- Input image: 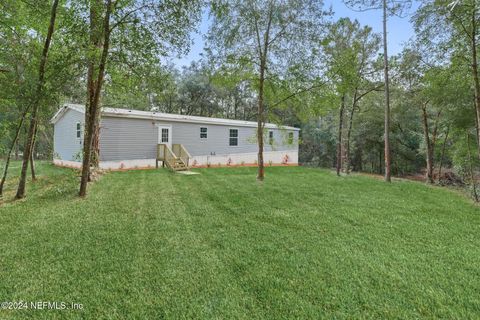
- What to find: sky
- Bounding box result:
[170,1,421,68]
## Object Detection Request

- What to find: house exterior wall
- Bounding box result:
[98,116,299,162]
[53,110,299,169]
[99,117,157,161]
[53,108,84,161]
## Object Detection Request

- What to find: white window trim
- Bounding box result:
[156,124,173,148]
[76,122,82,139]
[229,128,239,147]
[268,130,274,145]
[200,127,208,139]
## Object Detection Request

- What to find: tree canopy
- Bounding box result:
[1,0,480,200]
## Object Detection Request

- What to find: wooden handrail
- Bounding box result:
[157,144,177,170]
[172,144,191,168]
[157,144,191,170]
[179,144,192,159]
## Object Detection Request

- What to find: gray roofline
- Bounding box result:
[50,104,301,131]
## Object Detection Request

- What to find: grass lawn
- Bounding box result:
[1,162,479,319]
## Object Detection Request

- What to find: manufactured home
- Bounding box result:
[51,104,299,170]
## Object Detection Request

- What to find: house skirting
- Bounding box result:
[53,150,298,170]
[190,150,298,167]
[53,159,83,169]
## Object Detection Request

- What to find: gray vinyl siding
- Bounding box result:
[98,116,298,161]
[99,117,157,161]
[53,109,84,161]
[169,122,298,156]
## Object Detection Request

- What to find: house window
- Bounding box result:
[76,122,81,139]
[161,128,169,143]
[288,132,294,144]
[200,127,207,139]
[268,131,274,145]
[229,129,238,146]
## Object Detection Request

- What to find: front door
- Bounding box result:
[158,125,172,149]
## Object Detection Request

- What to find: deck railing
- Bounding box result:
[157,144,191,171]
[172,144,192,168]
[157,144,177,170]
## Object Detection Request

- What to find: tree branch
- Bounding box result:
[252,5,263,60]
[110,3,151,32]
[270,82,325,108]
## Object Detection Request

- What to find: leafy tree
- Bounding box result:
[414,0,480,159]
[344,0,413,182]
[0,0,86,197]
[14,0,60,199]
[323,18,382,175]
[209,0,329,181]
[77,0,202,197]
[78,0,114,197]
[300,117,337,167]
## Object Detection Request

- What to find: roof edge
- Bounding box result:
[51,104,301,131]
[50,104,85,124]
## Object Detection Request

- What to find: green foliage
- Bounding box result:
[0,0,203,161]
[0,0,82,159]
[324,18,381,101]
[208,0,331,121]
[300,118,337,166]
[1,0,479,196]
[343,0,413,17]
[414,0,479,60]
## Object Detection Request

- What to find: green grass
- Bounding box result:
[1,162,479,319]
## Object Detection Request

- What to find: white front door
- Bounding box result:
[158,125,172,149]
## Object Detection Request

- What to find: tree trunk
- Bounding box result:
[15,0,59,199]
[345,96,357,174]
[79,0,113,197]
[421,102,434,184]
[437,126,450,180]
[91,122,100,169]
[30,150,36,182]
[383,0,391,182]
[255,6,273,181]
[234,95,238,119]
[0,105,31,196]
[471,8,480,160]
[257,58,266,181]
[336,95,346,176]
[30,123,38,181]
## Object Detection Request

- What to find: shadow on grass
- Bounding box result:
[0,163,80,207]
